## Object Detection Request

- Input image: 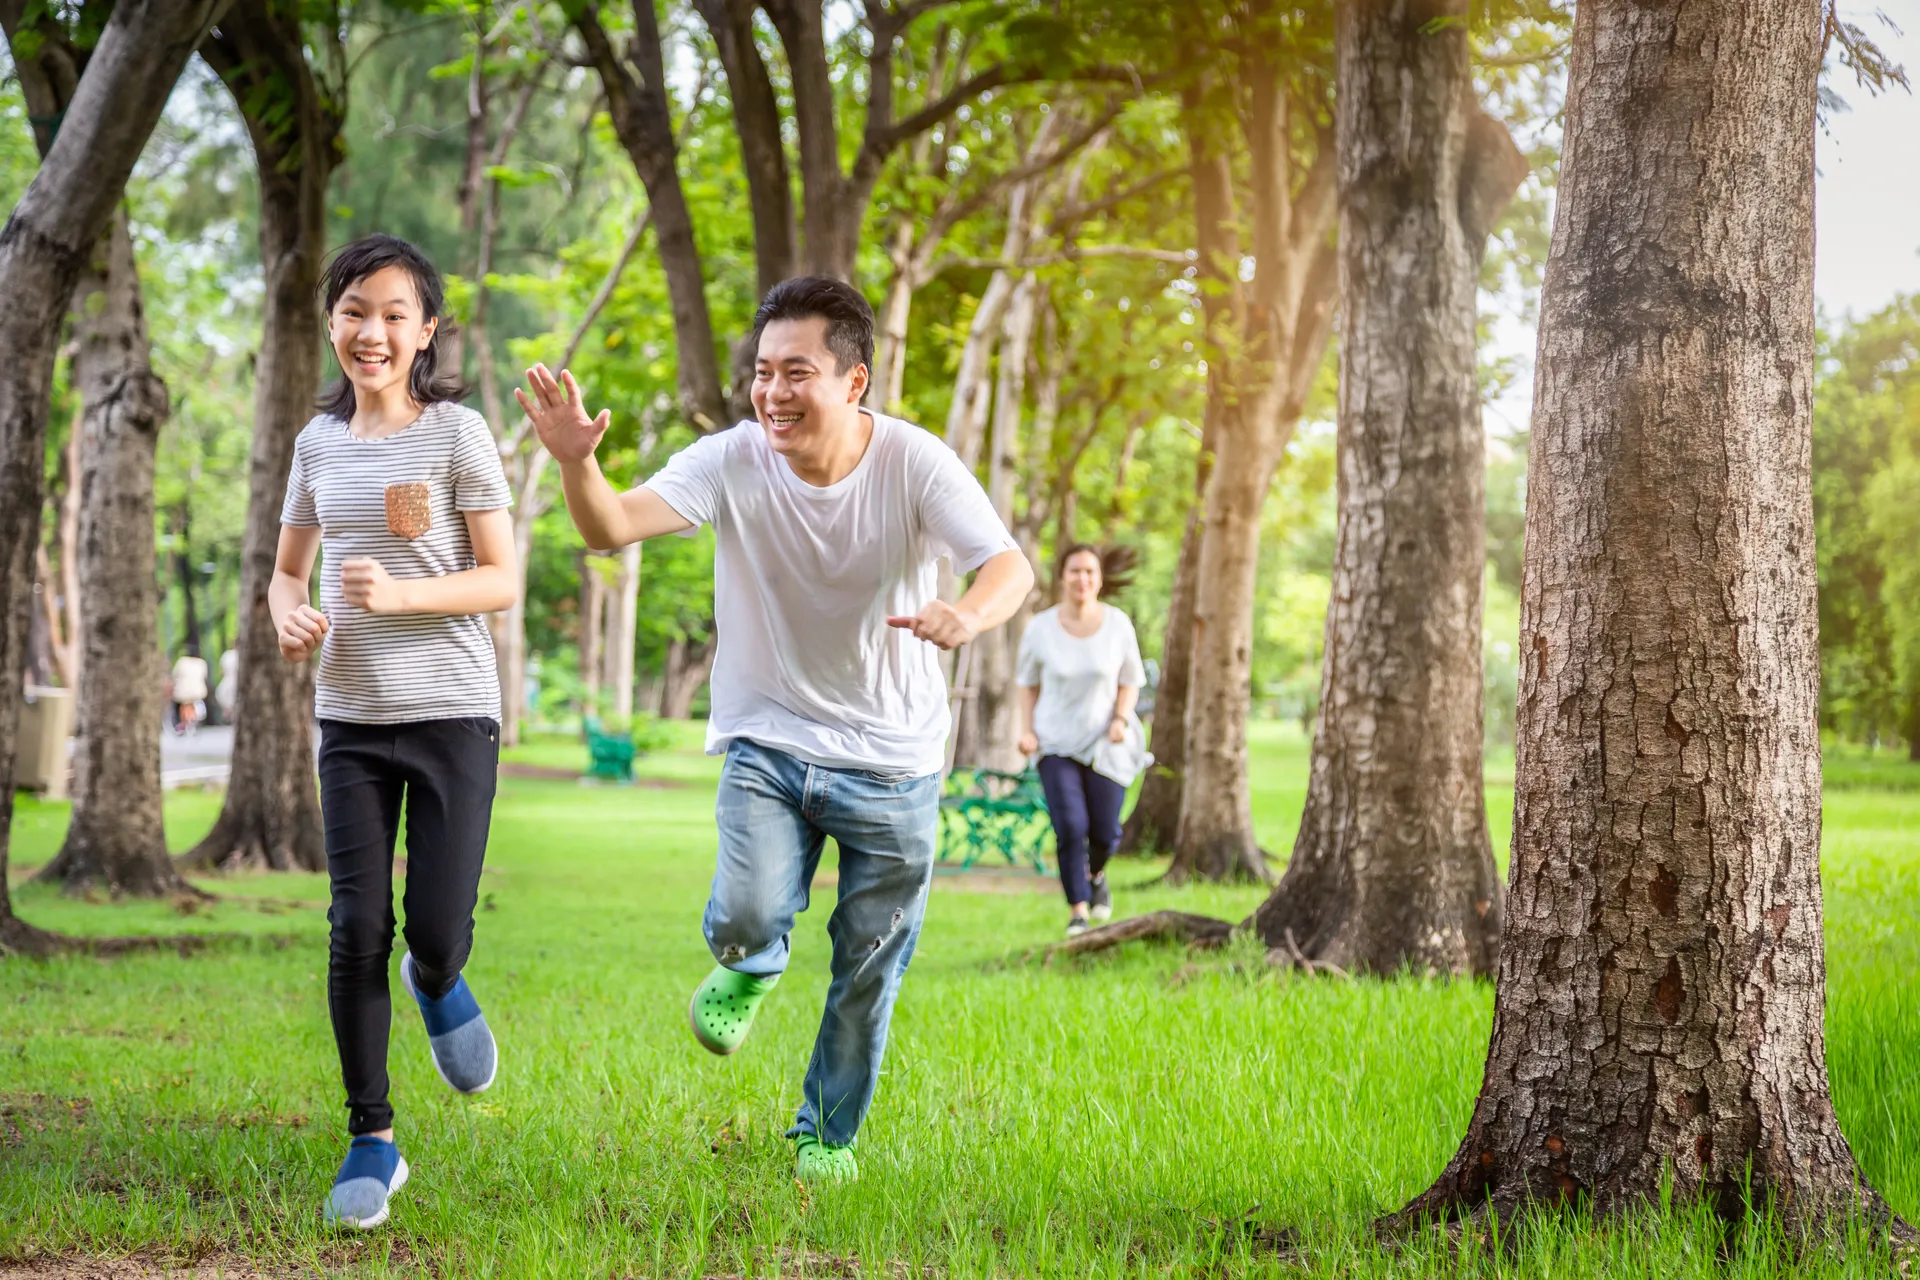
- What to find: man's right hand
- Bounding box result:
[1017,731,1039,757]
[517,363,611,465]
[278,605,329,662]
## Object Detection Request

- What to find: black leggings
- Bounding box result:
[1036,754,1125,907]
[318,717,499,1134]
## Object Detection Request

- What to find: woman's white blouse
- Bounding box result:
[1015,605,1151,784]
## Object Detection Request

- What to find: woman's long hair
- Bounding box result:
[316,234,468,420]
[1054,543,1137,600]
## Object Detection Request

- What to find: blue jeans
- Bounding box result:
[703,739,939,1147]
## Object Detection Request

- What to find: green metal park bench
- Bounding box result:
[937,767,1051,873]
[583,717,636,783]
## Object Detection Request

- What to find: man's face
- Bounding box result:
[751,317,868,456]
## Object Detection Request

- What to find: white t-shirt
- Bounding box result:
[643,411,1019,775]
[170,656,210,704]
[1016,605,1149,781]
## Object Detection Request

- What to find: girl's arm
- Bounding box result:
[272,525,328,661]
[340,508,519,616]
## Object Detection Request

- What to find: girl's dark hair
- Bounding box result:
[316,234,467,419]
[1055,543,1137,600]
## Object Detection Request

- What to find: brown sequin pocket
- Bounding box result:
[385,482,432,539]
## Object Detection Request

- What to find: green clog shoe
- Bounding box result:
[794,1133,859,1184]
[688,965,780,1055]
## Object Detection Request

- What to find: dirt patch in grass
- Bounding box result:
[1,1094,93,1146]
[0,1241,419,1279]
[0,1257,301,1278]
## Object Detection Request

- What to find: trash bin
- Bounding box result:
[17,685,73,799]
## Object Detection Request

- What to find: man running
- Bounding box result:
[519,277,1033,1182]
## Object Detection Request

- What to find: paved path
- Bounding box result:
[159,724,232,789]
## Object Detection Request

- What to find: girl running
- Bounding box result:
[1016,544,1150,936]
[272,234,516,1229]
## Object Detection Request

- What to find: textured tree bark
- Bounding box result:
[36,210,189,897]
[1166,65,1338,884]
[179,1,340,873]
[0,0,230,954]
[1392,0,1903,1234]
[1250,1,1524,976]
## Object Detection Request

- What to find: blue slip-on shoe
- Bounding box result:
[324,1134,410,1229]
[401,951,498,1094]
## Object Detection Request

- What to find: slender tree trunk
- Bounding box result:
[180,2,341,873]
[55,419,82,689]
[575,7,728,432]
[873,223,918,416]
[1250,1,1525,975]
[1119,445,1209,857]
[960,273,1040,770]
[608,542,640,722]
[1393,0,1904,1234]
[1165,62,1338,884]
[0,0,232,954]
[38,209,189,897]
[1171,413,1281,883]
[579,550,604,719]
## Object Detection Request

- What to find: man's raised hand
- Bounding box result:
[886,600,981,651]
[517,364,610,464]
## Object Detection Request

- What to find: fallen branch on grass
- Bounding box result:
[1041,910,1236,962]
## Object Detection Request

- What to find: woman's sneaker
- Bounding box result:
[1089,874,1113,922]
[401,952,497,1094]
[325,1135,409,1230]
[688,965,780,1055]
[1066,915,1090,938]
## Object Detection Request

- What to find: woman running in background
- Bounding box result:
[1016,544,1150,936]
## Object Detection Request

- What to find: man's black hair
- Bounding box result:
[752,276,875,385]
[316,234,467,419]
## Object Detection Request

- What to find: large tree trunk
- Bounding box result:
[0,0,231,955]
[179,2,341,873]
[36,210,188,897]
[1250,2,1525,975]
[1394,0,1901,1233]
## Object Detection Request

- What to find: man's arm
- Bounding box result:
[518,362,694,550]
[557,454,693,551]
[888,549,1035,650]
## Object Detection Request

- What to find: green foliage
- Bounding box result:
[1814,297,1920,747]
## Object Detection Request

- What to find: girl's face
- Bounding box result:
[1061,551,1103,605]
[328,265,437,407]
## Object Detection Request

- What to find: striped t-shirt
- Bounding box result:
[281,402,511,724]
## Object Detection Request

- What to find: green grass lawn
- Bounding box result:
[1,722,1915,1277]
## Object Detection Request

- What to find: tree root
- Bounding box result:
[1039,910,1236,961]
[1267,926,1352,979]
